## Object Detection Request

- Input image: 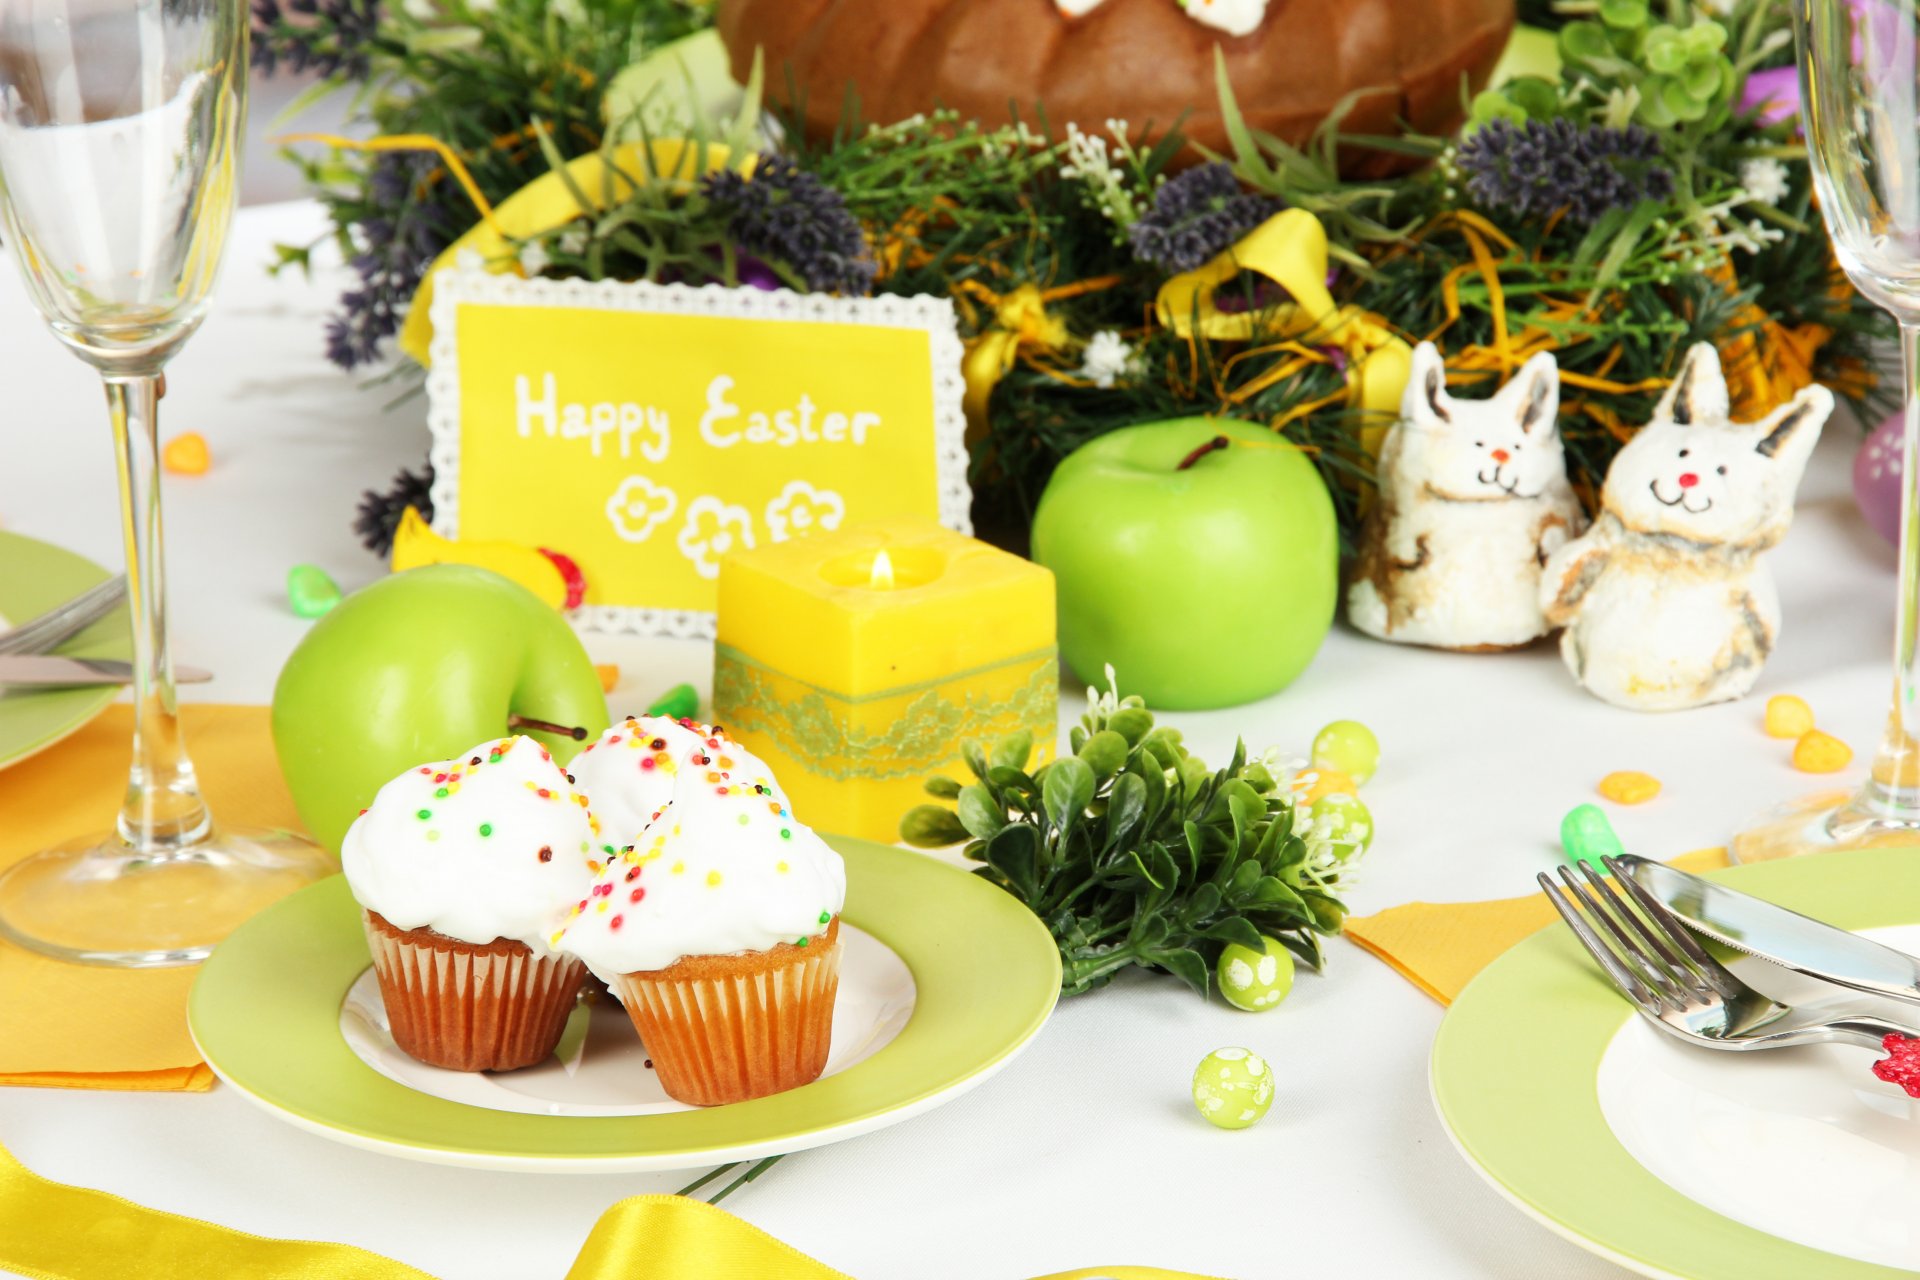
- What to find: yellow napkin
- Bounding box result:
[0,704,304,1091]
[1343,848,1730,1005]
[0,1137,1225,1280]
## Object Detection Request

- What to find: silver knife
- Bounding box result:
[1619,853,1920,1007]
[0,655,211,686]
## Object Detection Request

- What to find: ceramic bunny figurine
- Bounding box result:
[1348,341,1586,650]
[1539,342,1832,711]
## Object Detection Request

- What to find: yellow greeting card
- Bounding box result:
[425,268,970,633]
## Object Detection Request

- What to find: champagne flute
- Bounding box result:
[0,0,330,963]
[1737,0,1920,858]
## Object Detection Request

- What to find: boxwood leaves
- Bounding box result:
[900,683,1368,999]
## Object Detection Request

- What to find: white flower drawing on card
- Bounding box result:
[605,475,678,544]
[764,480,847,542]
[677,496,756,579]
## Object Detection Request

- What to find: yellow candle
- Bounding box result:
[713,518,1057,841]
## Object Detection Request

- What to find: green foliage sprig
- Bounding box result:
[901,677,1363,998]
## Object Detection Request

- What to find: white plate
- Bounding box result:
[1596,924,1920,1272]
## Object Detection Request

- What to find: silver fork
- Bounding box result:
[1538,855,1917,1053]
[0,575,127,656]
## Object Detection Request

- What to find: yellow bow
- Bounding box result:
[369,137,747,365]
[960,282,1074,430]
[1155,209,1412,440]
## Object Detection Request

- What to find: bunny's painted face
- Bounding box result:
[1423,413,1563,501]
[1402,346,1564,503]
[1603,343,1832,545]
[1606,422,1768,541]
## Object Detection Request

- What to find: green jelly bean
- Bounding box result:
[287,565,342,619]
[645,682,699,721]
[1561,803,1625,872]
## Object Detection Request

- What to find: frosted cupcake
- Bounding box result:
[556,773,845,1106]
[342,735,599,1072]
[569,715,787,852]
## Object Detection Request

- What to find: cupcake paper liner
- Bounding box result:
[363,910,585,1072]
[608,921,841,1106]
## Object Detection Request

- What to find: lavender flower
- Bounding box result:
[1456,119,1674,226]
[354,462,434,557]
[323,153,464,370]
[1127,163,1282,273]
[251,0,380,78]
[699,157,876,296]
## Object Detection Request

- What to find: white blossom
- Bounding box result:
[1739,157,1791,207]
[517,240,551,277]
[402,0,436,19]
[558,227,589,256]
[550,0,584,24]
[1059,122,1142,233]
[1078,329,1137,388]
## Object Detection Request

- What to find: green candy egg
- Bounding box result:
[1191,1047,1275,1129]
[1310,720,1379,786]
[1216,937,1295,1011]
[1311,792,1374,860]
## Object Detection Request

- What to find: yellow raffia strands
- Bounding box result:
[1153,208,1412,445]
[1410,210,1681,406]
[290,136,752,366]
[0,1136,1226,1280]
[279,132,506,235]
[1704,257,1853,420]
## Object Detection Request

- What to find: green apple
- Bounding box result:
[1031,418,1337,709]
[271,565,610,855]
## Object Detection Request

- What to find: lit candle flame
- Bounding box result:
[869,550,896,590]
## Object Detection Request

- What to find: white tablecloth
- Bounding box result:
[0,201,1897,1279]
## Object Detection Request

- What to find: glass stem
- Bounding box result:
[106,372,209,853]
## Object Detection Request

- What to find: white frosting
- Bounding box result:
[1055,0,1267,34]
[341,735,600,953]
[569,716,788,851]
[1181,0,1267,36]
[555,771,845,977]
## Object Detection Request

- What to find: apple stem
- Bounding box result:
[508,713,589,741]
[1176,435,1231,471]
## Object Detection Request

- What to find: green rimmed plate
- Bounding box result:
[189,837,1061,1172]
[1433,847,1920,1280]
[0,533,128,771]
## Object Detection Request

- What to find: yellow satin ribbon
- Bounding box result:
[0,1138,1225,1280]
[956,276,1122,434]
[1154,209,1412,433]
[282,135,748,366]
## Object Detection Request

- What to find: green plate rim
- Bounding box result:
[1432,846,1920,1280]
[0,532,128,771]
[188,837,1062,1169]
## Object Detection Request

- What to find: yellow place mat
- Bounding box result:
[1343,847,1731,1005]
[0,1136,1227,1279]
[0,704,302,1091]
